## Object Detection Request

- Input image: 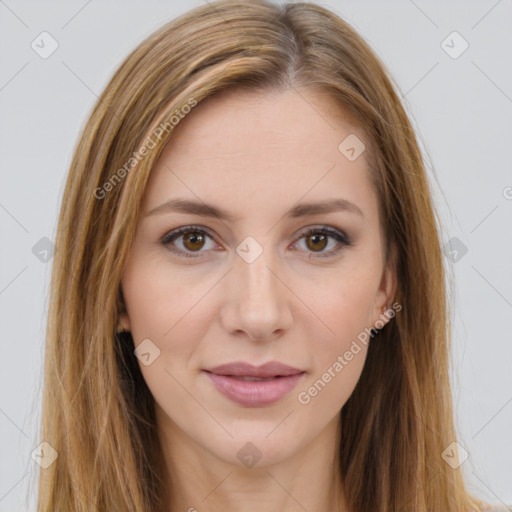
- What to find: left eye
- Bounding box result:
[161,226,351,259]
[293,227,351,258]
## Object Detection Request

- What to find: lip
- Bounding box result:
[203,361,306,407]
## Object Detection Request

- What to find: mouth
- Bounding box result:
[203,361,306,407]
[221,375,282,381]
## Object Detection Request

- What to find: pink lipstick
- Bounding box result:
[203,361,305,407]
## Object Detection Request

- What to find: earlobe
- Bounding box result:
[117,284,131,333]
[117,312,131,333]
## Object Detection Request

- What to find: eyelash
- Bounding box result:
[160,225,352,259]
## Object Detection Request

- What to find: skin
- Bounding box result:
[119,86,397,512]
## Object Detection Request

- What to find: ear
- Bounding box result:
[371,246,398,329]
[117,285,132,333]
[117,311,131,333]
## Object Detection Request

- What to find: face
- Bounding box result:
[119,87,396,467]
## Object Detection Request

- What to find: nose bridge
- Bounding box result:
[237,240,280,305]
[223,236,291,339]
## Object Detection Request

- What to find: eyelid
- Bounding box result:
[160,225,219,258]
[160,224,351,259]
[291,225,352,258]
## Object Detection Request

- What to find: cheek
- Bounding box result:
[122,257,217,385]
[296,328,368,413]
[122,253,205,340]
[294,271,375,407]
[305,269,378,349]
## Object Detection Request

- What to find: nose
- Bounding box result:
[219,245,293,342]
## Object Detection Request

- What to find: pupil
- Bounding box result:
[184,232,204,250]
[308,233,327,251]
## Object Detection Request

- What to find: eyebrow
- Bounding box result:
[144,197,364,221]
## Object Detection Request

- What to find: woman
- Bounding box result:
[35,0,508,510]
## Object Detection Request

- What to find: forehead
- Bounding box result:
[142,87,378,226]
[158,87,364,161]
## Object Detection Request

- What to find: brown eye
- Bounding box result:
[305,232,328,252]
[295,227,351,258]
[161,226,217,258]
[182,231,206,251]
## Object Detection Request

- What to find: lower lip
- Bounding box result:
[204,371,305,407]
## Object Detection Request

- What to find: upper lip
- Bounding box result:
[205,361,304,378]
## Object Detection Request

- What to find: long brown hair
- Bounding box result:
[35,0,487,510]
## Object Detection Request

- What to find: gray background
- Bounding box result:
[1,0,511,509]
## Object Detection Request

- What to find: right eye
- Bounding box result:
[160,226,219,258]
